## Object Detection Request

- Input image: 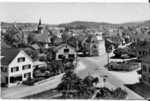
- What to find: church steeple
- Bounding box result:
[38,18,43,30]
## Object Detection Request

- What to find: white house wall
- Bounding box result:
[56,46,76,60]
[141,62,150,86]
[8,51,33,83]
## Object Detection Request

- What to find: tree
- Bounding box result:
[61,33,71,43]
[24,48,38,61]
[27,32,36,44]
[4,27,24,47]
[56,70,94,99]
[95,87,128,99]
[112,87,128,99]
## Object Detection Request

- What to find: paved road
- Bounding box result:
[1,74,63,99]
[76,53,143,99]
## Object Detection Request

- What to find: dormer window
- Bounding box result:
[18,57,25,62]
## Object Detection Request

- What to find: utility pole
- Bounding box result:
[107,52,109,70]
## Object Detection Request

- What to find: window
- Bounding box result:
[142,75,147,81]
[11,67,19,72]
[64,49,69,52]
[1,66,7,72]
[139,51,141,55]
[143,65,147,72]
[148,77,150,83]
[23,64,31,70]
[92,44,97,48]
[24,72,31,78]
[58,55,63,59]
[18,57,25,62]
[69,54,75,59]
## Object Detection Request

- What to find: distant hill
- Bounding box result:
[137,20,150,27]
[59,20,150,29]
[59,21,119,28]
[119,20,150,27]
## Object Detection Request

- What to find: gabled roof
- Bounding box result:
[140,55,150,64]
[1,48,21,65]
[136,41,150,50]
[85,35,94,43]
[1,48,33,66]
[53,44,76,52]
[85,34,103,43]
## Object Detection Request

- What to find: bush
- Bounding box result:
[114,47,135,58]
[96,87,127,99]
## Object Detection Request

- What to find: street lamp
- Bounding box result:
[100,75,108,88]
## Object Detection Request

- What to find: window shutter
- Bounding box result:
[11,68,13,72]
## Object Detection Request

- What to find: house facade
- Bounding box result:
[141,55,150,86]
[83,35,106,56]
[53,44,76,61]
[1,48,33,87]
[135,41,150,59]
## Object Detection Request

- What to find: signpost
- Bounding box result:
[100,75,108,88]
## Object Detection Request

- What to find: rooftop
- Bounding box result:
[53,44,75,52]
[140,55,150,64]
[1,48,21,65]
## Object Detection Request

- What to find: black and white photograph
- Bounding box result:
[0,2,150,100]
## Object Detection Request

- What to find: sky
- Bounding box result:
[0,3,150,24]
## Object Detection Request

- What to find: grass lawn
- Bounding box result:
[23,89,59,99]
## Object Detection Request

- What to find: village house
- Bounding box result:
[82,34,106,56]
[140,55,150,86]
[53,44,76,61]
[135,41,150,59]
[1,48,33,87]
